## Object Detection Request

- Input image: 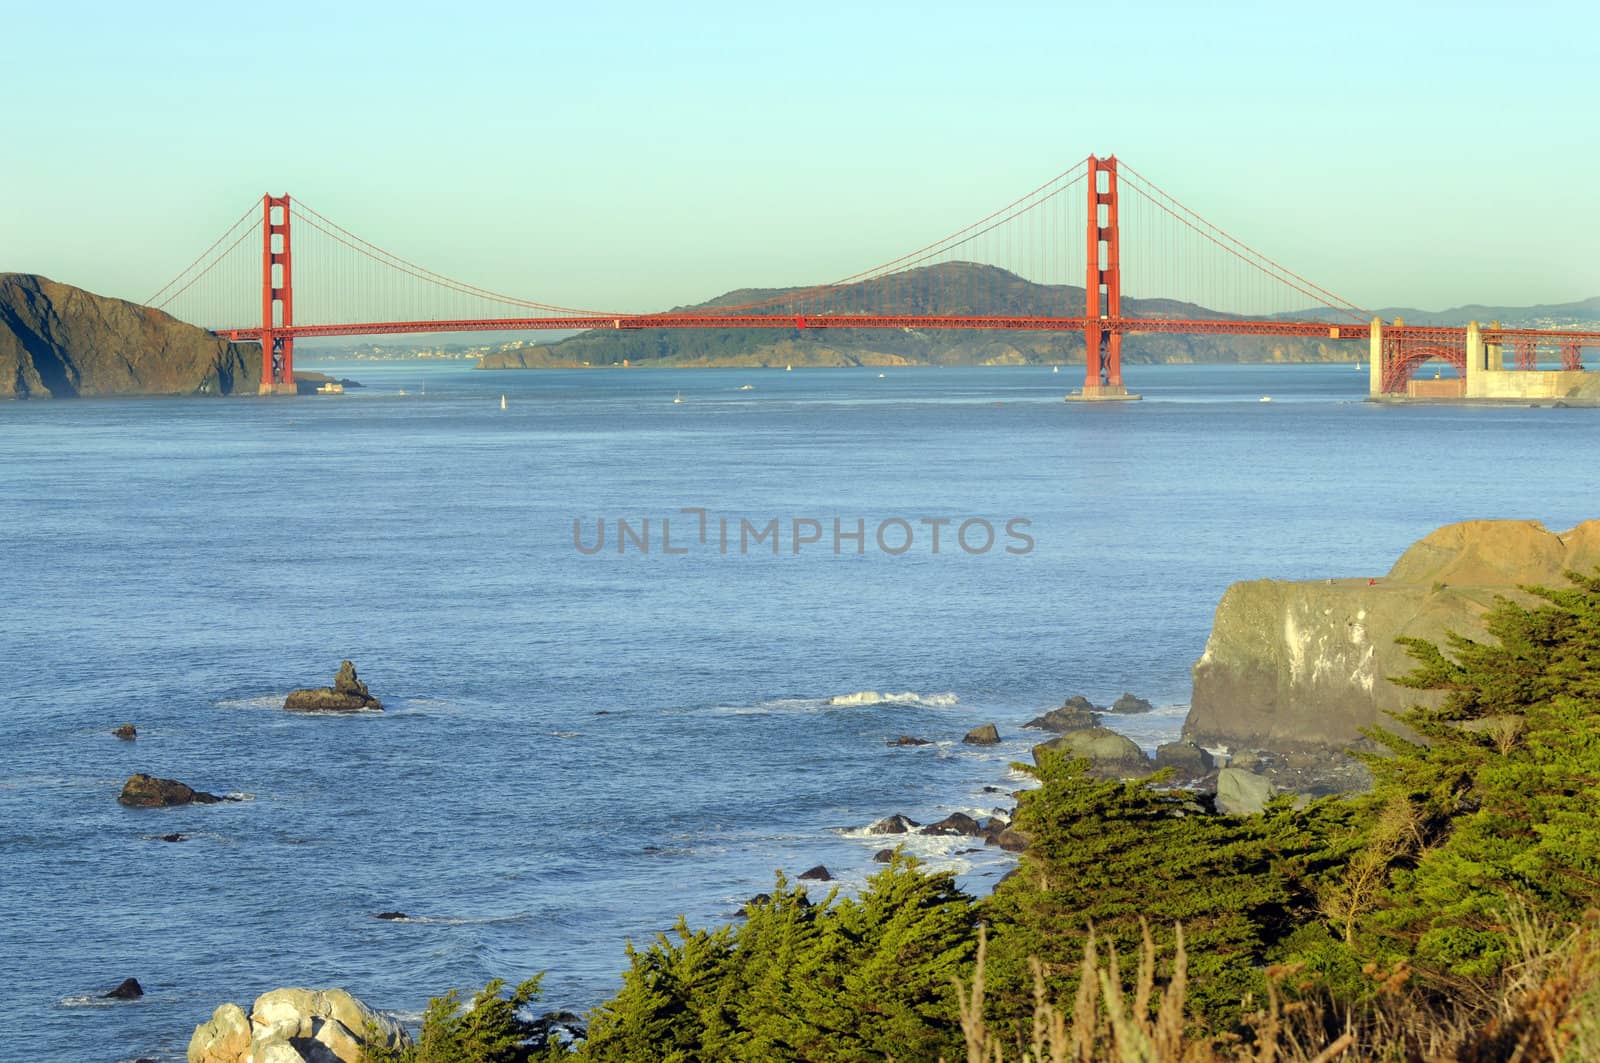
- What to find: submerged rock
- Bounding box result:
[284,660,382,712]
[374,911,408,921]
[112,723,137,740]
[962,723,1000,745]
[1031,727,1150,778]
[888,734,931,746]
[105,977,143,1000]
[118,774,224,807]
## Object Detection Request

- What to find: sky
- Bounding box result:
[3,0,1596,315]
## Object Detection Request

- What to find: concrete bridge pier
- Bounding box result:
[1368,317,1383,396]
[1465,321,1484,397]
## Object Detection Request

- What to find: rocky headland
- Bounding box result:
[1184,518,1600,760]
[0,274,261,398]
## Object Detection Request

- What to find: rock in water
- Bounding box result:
[118,774,223,807]
[919,812,983,836]
[1186,520,1600,756]
[105,977,143,999]
[887,734,931,746]
[1031,727,1151,778]
[962,722,1001,745]
[1110,693,1154,714]
[1023,705,1100,732]
[112,723,137,740]
[284,660,383,712]
[798,865,832,881]
[0,274,260,399]
[865,814,919,834]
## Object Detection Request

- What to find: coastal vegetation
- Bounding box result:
[378,570,1600,1061]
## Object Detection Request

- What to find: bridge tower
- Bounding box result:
[259,194,296,395]
[1072,155,1139,401]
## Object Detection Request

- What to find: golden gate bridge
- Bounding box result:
[143,155,1599,400]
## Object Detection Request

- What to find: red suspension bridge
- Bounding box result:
[144,156,1598,399]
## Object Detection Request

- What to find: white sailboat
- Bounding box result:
[500,394,507,410]
[673,391,683,404]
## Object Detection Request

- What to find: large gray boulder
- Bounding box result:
[1154,741,1215,779]
[1031,727,1150,778]
[1215,768,1279,816]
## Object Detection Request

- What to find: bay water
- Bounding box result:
[2,363,1594,1061]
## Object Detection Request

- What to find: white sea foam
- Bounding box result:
[825,690,958,708]
[214,695,285,711]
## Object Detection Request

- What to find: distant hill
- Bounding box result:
[476,262,1600,370]
[0,274,260,398]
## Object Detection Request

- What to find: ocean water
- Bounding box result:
[2,362,1595,1061]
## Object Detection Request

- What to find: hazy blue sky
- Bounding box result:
[4,0,1595,312]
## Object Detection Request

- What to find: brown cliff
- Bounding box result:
[0,274,260,398]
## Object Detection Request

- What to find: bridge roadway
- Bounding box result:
[214,315,1600,346]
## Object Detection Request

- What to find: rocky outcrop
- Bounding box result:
[1024,701,1101,732]
[113,723,137,740]
[1154,741,1214,779]
[189,1004,250,1063]
[887,735,931,746]
[1186,520,1600,755]
[105,977,144,1000]
[284,661,382,712]
[118,774,224,807]
[962,723,1000,745]
[865,814,919,835]
[798,865,832,881]
[1032,727,1151,778]
[0,274,260,398]
[1109,693,1154,714]
[188,987,409,1063]
[919,812,983,837]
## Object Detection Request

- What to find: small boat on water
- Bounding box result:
[500,395,507,410]
[673,391,683,404]
[877,373,886,379]
[1259,396,1273,403]
[738,384,754,391]
[1052,366,1059,374]
[316,381,344,395]
[785,364,792,372]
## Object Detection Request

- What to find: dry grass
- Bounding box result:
[946,912,1600,1063]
